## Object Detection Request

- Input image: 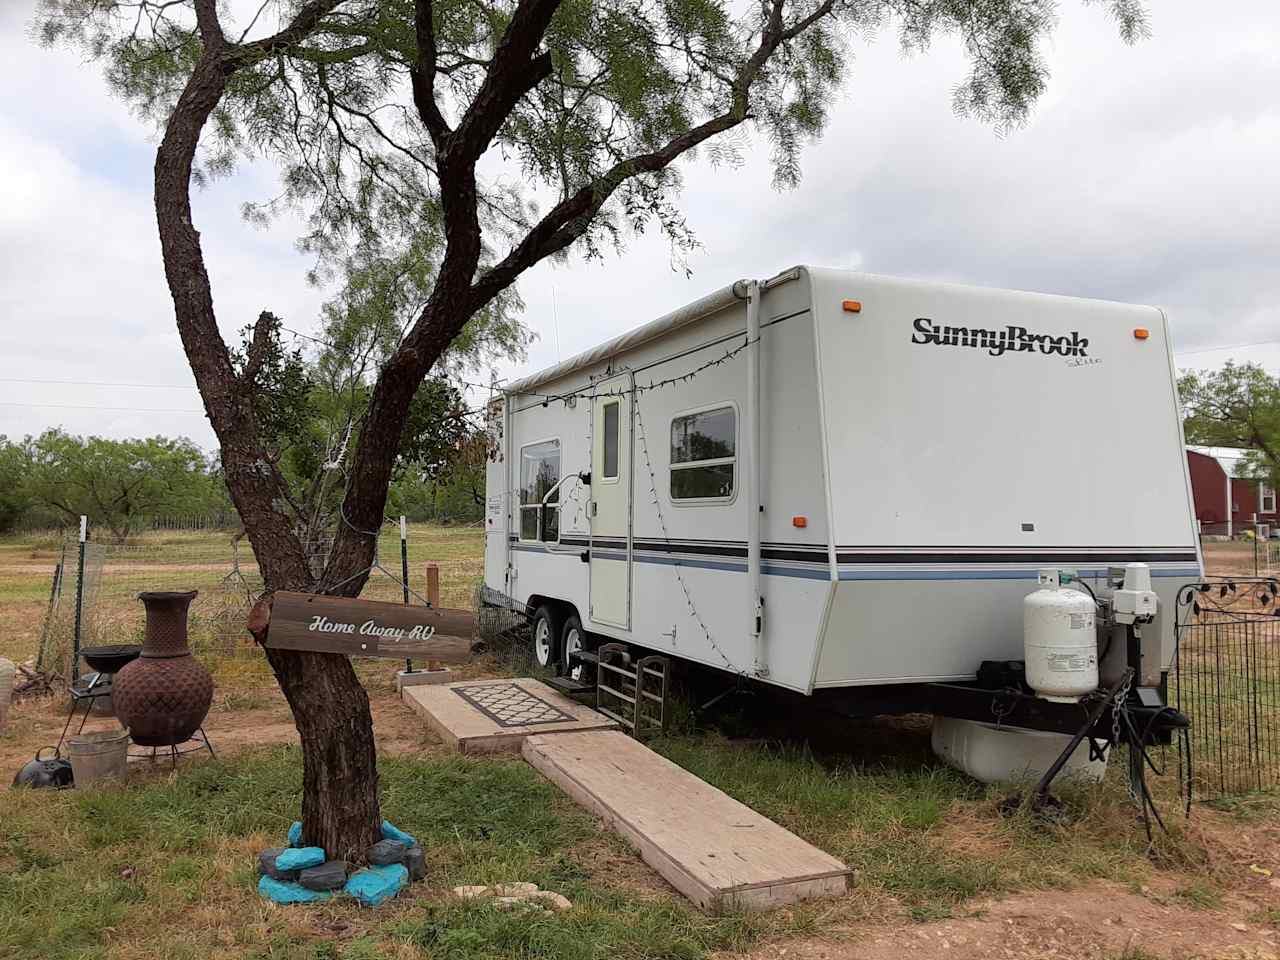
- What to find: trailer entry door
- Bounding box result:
[590,374,632,628]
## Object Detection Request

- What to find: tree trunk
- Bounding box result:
[266,647,382,860]
[152,34,382,862]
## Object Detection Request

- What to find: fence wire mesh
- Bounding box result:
[1174,578,1280,801]
[33,522,488,682]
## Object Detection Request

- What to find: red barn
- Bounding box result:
[1186,447,1278,536]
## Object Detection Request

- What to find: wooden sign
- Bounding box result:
[263,591,475,662]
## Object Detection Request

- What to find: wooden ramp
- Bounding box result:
[401,677,618,754]
[523,730,849,912]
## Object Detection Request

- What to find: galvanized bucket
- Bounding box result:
[66,728,130,786]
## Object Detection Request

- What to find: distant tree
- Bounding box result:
[24,430,217,540]
[390,429,492,523]
[0,438,33,533]
[41,0,1150,861]
[1180,362,1280,483]
[235,300,521,546]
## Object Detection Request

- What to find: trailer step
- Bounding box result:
[542,675,597,703]
[568,649,600,665]
[596,643,669,739]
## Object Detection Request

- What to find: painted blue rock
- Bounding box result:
[276,847,326,872]
[344,863,408,907]
[287,821,303,847]
[258,874,333,904]
[381,820,416,847]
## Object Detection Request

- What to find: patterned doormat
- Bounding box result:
[451,683,576,728]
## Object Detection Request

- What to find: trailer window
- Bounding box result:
[670,406,735,501]
[602,401,620,480]
[519,439,560,542]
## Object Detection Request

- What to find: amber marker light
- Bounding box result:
[1134,328,1150,340]
[792,516,808,528]
[842,300,862,313]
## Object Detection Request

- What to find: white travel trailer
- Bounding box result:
[483,266,1202,726]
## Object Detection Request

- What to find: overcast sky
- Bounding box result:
[2,1,1278,449]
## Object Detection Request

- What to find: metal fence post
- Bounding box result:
[400,515,413,675]
[72,515,87,682]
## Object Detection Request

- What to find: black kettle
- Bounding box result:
[13,747,73,789]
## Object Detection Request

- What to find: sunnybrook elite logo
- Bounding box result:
[910,317,1091,359]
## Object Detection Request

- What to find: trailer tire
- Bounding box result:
[560,615,591,681]
[531,605,563,670]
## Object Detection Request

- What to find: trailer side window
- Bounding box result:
[519,439,560,542]
[670,406,735,502]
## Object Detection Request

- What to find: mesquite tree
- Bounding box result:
[40,0,1148,860]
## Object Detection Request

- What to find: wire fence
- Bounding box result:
[1173,579,1280,801]
[33,520,488,683]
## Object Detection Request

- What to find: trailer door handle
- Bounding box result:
[580,551,589,563]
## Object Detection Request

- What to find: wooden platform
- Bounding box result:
[401,677,619,754]
[523,730,849,912]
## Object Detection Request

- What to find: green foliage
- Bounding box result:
[389,432,489,522]
[1179,362,1280,483]
[20,429,228,539]
[37,0,1150,280]
[0,437,33,532]
[233,302,503,539]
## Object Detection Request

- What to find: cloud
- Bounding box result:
[3,0,1279,447]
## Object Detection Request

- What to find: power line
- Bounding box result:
[0,401,207,414]
[0,377,196,390]
[1175,339,1280,357]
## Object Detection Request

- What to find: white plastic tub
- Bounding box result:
[931,715,1106,785]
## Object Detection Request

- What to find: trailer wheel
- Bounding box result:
[531,605,563,669]
[560,615,592,681]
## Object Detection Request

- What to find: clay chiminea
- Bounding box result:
[113,591,213,747]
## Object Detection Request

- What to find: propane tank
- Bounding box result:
[1024,568,1098,702]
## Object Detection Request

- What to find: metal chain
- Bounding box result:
[633,392,744,676]
[1112,668,1135,802]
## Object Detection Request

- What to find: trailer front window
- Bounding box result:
[519,439,560,542]
[670,406,735,502]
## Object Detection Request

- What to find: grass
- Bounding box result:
[0,747,786,960]
[0,523,486,673]
[1172,878,1224,909]
[650,731,1218,920]
[0,532,1269,957]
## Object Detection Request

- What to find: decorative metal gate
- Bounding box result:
[1174,579,1280,800]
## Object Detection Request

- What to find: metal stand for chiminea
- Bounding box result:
[128,729,216,770]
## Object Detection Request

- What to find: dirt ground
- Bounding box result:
[0,683,430,775]
[738,878,1280,960]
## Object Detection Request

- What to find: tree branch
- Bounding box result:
[444,0,561,166]
[192,0,224,46]
[241,310,275,387]
[410,0,450,143]
[470,0,833,307]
